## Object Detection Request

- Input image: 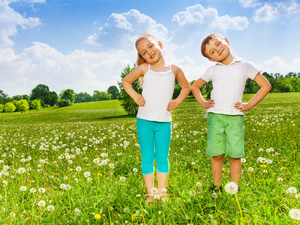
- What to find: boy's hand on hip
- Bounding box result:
[201,99,215,109]
[234,102,252,111]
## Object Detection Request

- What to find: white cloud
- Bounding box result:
[0,0,41,47]
[259,56,300,74]
[239,0,261,8]
[253,1,298,22]
[0,42,134,96]
[85,9,168,50]
[172,4,248,31]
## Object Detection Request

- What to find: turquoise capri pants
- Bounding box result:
[136,118,171,175]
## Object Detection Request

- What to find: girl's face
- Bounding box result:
[136,38,163,64]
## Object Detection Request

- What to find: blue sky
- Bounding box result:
[0,0,299,97]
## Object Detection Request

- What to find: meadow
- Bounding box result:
[0,92,299,224]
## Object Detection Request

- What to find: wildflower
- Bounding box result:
[241,158,246,163]
[38,200,46,207]
[136,194,141,197]
[289,209,300,220]
[224,182,239,194]
[94,214,101,219]
[133,168,138,173]
[190,190,196,197]
[154,194,160,200]
[162,188,167,193]
[38,187,46,193]
[20,186,27,192]
[211,192,217,199]
[109,163,115,169]
[151,187,158,195]
[191,162,195,165]
[30,188,36,193]
[287,187,297,194]
[123,207,129,213]
[120,177,126,182]
[248,167,254,172]
[196,182,201,188]
[296,194,300,199]
[101,160,108,165]
[131,213,137,221]
[87,178,92,182]
[2,180,7,186]
[277,178,283,182]
[18,168,26,174]
[65,184,71,190]
[74,208,80,215]
[93,158,100,164]
[84,172,91,177]
[47,205,55,212]
[60,184,66,189]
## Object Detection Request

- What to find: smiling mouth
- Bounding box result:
[150,53,155,59]
[219,49,224,56]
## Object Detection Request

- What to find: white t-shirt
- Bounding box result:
[137,64,175,122]
[200,56,260,115]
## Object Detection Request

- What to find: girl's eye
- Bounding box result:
[212,51,215,54]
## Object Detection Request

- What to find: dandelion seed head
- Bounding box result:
[224,182,238,194]
[196,182,201,187]
[38,200,46,207]
[84,172,91,177]
[289,209,300,220]
[47,205,55,212]
[20,186,27,192]
[248,167,254,172]
[133,168,138,173]
[287,187,297,194]
[151,187,158,195]
[120,177,126,182]
[18,168,26,174]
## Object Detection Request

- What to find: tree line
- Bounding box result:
[0,84,119,113]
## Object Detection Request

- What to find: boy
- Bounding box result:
[191,33,271,194]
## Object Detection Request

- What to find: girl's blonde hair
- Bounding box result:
[135,34,159,87]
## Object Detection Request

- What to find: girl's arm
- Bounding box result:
[234,72,271,111]
[122,64,147,107]
[191,78,215,109]
[167,65,190,111]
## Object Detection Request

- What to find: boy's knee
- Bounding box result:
[213,154,225,161]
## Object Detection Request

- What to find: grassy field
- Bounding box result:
[0,93,299,224]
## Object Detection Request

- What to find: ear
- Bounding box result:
[158,41,163,49]
[225,38,230,45]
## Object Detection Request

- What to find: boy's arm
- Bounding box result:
[122,64,147,107]
[167,65,190,111]
[234,73,271,111]
[191,78,215,109]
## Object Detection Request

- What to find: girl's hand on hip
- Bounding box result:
[234,102,252,111]
[201,99,215,109]
[134,94,146,107]
[167,101,179,111]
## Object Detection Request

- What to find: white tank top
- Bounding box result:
[137,64,175,122]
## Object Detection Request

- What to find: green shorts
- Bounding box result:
[206,113,244,158]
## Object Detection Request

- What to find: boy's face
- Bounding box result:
[204,37,231,63]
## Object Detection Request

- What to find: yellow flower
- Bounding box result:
[281,167,286,170]
[94,214,101,220]
[98,173,102,176]
[260,165,267,168]
[131,213,137,221]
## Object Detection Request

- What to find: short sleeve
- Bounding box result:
[200,66,213,82]
[244,61,261,80]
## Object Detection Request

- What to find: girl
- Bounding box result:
[122,34,190,204]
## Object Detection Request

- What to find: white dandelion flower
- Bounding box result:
[289,209,300,220]
[101,160,108,165]
[224,182,239,194]
[162,188,167,193]
[84,172,91,177]
[20,186,27,192]
[120,177,126,182]
[196,182,201,188]
[151,187,158,195]
[133,168,138,173]
[211,192,217,199]
[47,205,55,212]
[93,158,100,164]
[87,178,92,182]
[248,167,254,172]
[109,163,115,169]
[241,158,246,163]
[154,194,160,200]
[18,168,26,174]
[60,184,66,189]
[287,187,297,194]
[30,188,36,193]
[76,167,82,172]
[2,180,7,186]
[38,200,46,207]
[190,190,196,197]
[74,208,80,215]
[64,184,71,190]
[38,187,46,193]
[277,178,283,182]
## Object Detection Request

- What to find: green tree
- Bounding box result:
[57,99,71,107]
[75,92,92,103]
[30,99,42,110]
[0,90,9,105]
[16,99,30,113]
[60,89,75,104]
[0,104,4,112]
[118,64,141,115]
[30,84,51,106]
[92,91,111,101]
[107,86,119,100]
[4,102,16,113]
[49,91,58,106]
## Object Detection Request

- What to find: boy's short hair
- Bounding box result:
[201,33,225,59]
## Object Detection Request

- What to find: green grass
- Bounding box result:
[0,93,299,224]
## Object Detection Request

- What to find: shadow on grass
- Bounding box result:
[99,114,136,120]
